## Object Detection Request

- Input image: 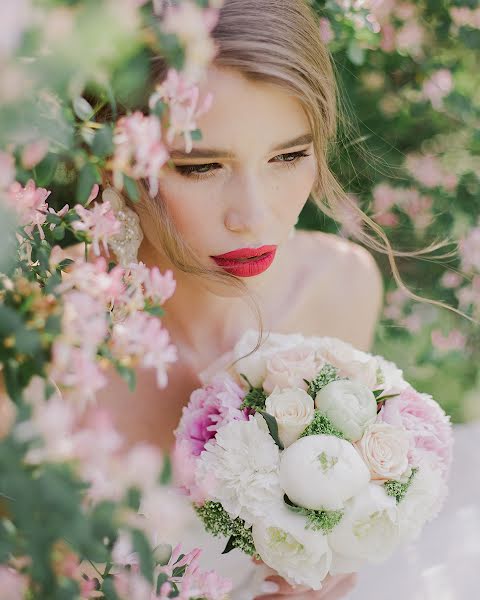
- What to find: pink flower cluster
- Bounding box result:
[405,153,457,191]
[459,220,480,273]
[149,68,213,154]
[112,111,169,196]
[73,199,121,256]
[372,182,434,232]
[378,387,453,477]
[450,6,480,30]
[4,179,51,238]
[421,69,453,110]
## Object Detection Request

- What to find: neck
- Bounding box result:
[137,239,292,368]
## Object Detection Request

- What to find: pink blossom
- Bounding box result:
[459,222,480,273]
[378,387,453,477]
[450,7,480,30]
[372,182,400,227]
[60,290,108,352]
[431,329,466,353]
[422,69,453,110]
[113,111,169,196]
[180,566,232,600]
[161,3,219,82]
[405,153,457,191]
[175,376,247,456]
[456,275,480,314]
[21,139,49,169]
[401,189,433,232]
[57,256,125,304]
[383,287,409,321]
[337,194,364,239]
[380,23,396,52]
[73,200,121,256]
[0,0,32,57]
[173,438,210,503]
[395,22,425,56]
[149,68,213,154]
[110,311,177,388]
[319,17,335,44]
[0,566,27,600]
[440,271,463,289]
[400,311,423,333]
[5,179,51,238]
[125,262,176,308]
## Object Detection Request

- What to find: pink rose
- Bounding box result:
[358,423,410,482]
[378,388,453,477]
[263,346,319,394]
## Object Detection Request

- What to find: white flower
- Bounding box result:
[232,330,306,388]
[358,423,410,482]
[279,435,370,511]
[315,380,377,441]
[328,484,399,569]
[265,388,315,448]
[397,461,447,542]
[263,346,319,394]
[195,417,282,525]
[252,503,332,590]
[374,355,410,397]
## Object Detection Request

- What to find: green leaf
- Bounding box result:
[156,572,169,595]
[92,124,114,158]
[131,529,154,584]
[102,576,120,600]
[221,535,237,555]
[144,304,165,317]
[52,223,65,240]
[123,174,140,203]
[33,153,58,187]
[160,455,172,485]
[116,363,137,392]
[257,411,284,450]
[73,96,94,121]
[76,162,101,205]
[190,128,202,141]
[126,486,141,511]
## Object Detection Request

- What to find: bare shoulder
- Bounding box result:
[293,230,384,351]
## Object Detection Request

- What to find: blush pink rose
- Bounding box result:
[378,388,453,477]
[263,346,319,394]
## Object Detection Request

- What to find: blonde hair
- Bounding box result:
[128,0,474,334]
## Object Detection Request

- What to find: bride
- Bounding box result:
[95,1,474,598]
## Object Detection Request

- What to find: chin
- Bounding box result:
[199,269,270,298]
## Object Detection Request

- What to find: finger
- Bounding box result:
[322,574,358,599]
[264,576,309,595]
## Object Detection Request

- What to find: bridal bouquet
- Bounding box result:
[174,331,453,590]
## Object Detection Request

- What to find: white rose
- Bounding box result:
[358,423,410,482]
[313,337,379,389]
[397,461,447,542]
[252,502,332,590]
[233,330,305,388]
[279,435,370,511]
[265,388,315,448]
[263,347,319,394]
[328,483,399,566]
[315,380,377,441]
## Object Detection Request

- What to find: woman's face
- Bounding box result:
[140,65,317,287]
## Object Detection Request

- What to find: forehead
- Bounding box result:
[173,66,311,155]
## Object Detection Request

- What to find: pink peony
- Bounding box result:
[175,376,247,457]
[378,387,453,477]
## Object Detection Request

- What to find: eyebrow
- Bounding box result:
[169,133,313,160]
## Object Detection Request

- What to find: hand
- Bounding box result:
[255,572,358,600]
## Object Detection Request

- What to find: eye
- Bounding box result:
[173,149,311,180]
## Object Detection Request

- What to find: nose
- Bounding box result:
[223,172,269,236]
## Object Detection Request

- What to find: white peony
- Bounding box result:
[315,380,377,441]
[265,388,315,448]
[358,422,410,482]
[195,417,282,525]
[252,502,332,590]
[279,435,370,511]
[232,330,306,388]
[373,355,410,397]
[397,461,447,542]
[328,483,399,568]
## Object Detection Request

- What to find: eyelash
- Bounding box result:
[174,150,312,181]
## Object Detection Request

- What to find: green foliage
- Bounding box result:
[307,364,341,398]
[384,468,419,504]
[284,495,344,534]
[195,501,257,557]
[300,410,346,440]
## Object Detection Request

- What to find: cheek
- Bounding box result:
[274,157,318,219]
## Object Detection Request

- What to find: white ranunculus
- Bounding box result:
[358,423,410,482]
[279,435,370,510]
[328,483,399,564]
[195,417,282,526]
[315,380,377,441]
[397,461,447,542]
[232,330,306,388]
[265,388,315,448]
[252,502,332,590]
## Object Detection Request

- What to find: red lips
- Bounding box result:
[211,245,278,277]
